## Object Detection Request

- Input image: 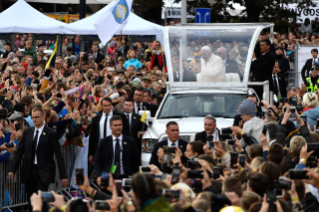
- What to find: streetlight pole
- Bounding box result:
[79,0,86,19]
[181,0,187,24]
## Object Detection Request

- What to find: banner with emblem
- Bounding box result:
[94,0,133,45]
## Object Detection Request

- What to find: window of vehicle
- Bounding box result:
[158,93,245,119]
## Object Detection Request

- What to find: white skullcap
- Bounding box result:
[201,46,211,52]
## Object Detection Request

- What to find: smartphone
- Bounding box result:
[289,170,309,180]
[163,146,175,154]
[230,152,238,168]
[300,115,307,126]
[114,180,123,199]
[187,160,201,169]
[213,167,221,179]
[123,178,131,192]
[274,180,291,190]
[162,189,181,200]
[31,83,37,88]
[226,139,236,145]
[5,142,14,148]
[41,192,55,202]
[266,190,276,212]
[317,118,319,128]
[75,168,84,185]
[187,170,203,179]
[207,141,214,149]
[221,128,232,135]
[307,143,319,156]
[139,166,151,173]
[101,171,109,187]
[14,123,20,131]
[262,125,268,135]
[95,200,110,210]
[171,166,181,184]
[239,155,246,168]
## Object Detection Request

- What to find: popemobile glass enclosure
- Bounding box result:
[164,23,275,89]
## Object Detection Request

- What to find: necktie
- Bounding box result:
[171,142,176,147]
[138,104,142,112]
[126,114,131,136]
[32,130,39,163]
[94,53,97,60]
[273,76,279,95]
[207,135,213,142]
[114,138,121,174]
[103,114,108,138]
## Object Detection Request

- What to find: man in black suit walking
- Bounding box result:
[89,97,129,166]
[216,47,243,81]
[133,87,155,117]
[123,98,144,156]
[250,39,276,100]
[8,108,68,212]
[272,61,287,100]
[95,115,139,180]
[149,121,188,169]
[301,48,318,84]
[195,115,220,144]
[92,44,104,64]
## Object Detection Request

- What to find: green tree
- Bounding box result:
[174,0,317,24]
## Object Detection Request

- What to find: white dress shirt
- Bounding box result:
[208,129,219,141]
[112,134,124,175]
[33,124,45,164]
[272,74,281,97]
[134,103,143,114]
[99,110,113,142]
[93,52,97,60]
[313,58,318,64]
[167,139,179,147]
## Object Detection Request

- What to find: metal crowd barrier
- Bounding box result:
[0,159,28,212]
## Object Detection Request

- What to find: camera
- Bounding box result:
[207,141,214,149]
[95,200,110,210]
[41,192,55,202]
[280,97,288,103]
[226,139,236,145]
[139,166,151,173]
[289,97,298,106]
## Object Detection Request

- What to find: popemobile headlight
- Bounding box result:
[142,139,158,153]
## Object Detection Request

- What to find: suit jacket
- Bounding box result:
[127,113,143,154]
[225,58,243,80]
[251,51,276,91]
[135,102,156,117]
[301,58,315,84]
[94,135,139,177]
[94,52,104,64]
[89,111,129,157]
[9,126,67,184]
[274,75,287,98]
[194,129,221,144]
[149,139,188,169]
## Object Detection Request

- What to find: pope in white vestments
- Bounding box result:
[197,46,226,82]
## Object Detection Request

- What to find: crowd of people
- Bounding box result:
[0,27,319,212]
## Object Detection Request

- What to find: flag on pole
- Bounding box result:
[140,111,147,123]
[45,35,58,71]
[94,0,133,45]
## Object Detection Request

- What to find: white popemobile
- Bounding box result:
[140,23,275,165]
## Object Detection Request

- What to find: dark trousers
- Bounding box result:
[25,165,49,212]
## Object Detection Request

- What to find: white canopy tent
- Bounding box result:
[7,0,112,4]
[62,4,164,47]
[0,0,66,33]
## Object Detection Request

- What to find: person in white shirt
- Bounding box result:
[197,46,225,82]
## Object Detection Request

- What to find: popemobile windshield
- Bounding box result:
[164,23,275,89]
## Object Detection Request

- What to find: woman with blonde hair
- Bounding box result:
[146,40,166,71]
[303,92,319,130]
